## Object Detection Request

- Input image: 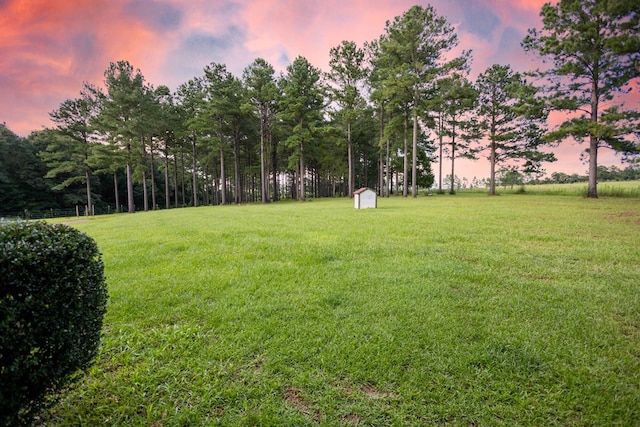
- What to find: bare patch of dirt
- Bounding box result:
[284,386,323,422]
[342,413,362,424]
[606,211,640,224]
[335,379,397,400]
[360,383,397,399]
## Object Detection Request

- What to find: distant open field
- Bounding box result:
[462,180,640,197]
[44,194,640,425]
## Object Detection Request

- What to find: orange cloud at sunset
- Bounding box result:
[1,0,180,131]
[0,0,636,181]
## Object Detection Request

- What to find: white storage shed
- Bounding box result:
[354,188,377,209]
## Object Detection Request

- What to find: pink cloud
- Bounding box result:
[239,0,420,72]
[0,0,177,135]
[0,0,634,180]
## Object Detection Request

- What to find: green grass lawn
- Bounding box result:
[45,194,640,426]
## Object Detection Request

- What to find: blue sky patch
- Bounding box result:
[459,3,501,41]
[125,0,183,31]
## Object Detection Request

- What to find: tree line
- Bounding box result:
[430,162,640,192]
[1,1,638,215]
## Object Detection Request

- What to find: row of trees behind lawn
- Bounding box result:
[2,1,638,214]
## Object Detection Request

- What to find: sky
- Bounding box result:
[1,0,637,182]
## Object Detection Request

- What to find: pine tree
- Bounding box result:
[523,0,640,197]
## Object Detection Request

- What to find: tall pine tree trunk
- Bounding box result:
[299,141,306,202]
[173,155,179,208]
[85,170,93,216]
[233,133,241,204]
[386,137,391,197]
[126,142,134,213]
[211,166,219,206]
[220,143,226,205]
[588,137,599,198]
[587,79,599,198]
[142,171,149,212]
[449,125,456,195]
[378,103,385,197]
[438,114,444,193]
[403,115,408,197]
[150,148,156,210]
[126,162,134,213]
[203,168,209,206]
[378,151,383,196]
[412,86,418,198]
[180,151,186,207]
[348,121,354,197]
[141,137,149,212]
[192,133,198,207]
[271,132,278,202]
[260,118,269,203]
[164,142,170,209]
[489,140,497,196]
[489,115,497,196]
[113,172,120,213]
[291,171,297,200]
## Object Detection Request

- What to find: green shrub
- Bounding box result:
[0,222,107,426]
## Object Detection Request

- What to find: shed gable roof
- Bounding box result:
[354,187,373,195]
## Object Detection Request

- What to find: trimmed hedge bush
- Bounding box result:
[0,221,107,426]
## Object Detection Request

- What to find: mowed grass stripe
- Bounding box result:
[46,194,640,426]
